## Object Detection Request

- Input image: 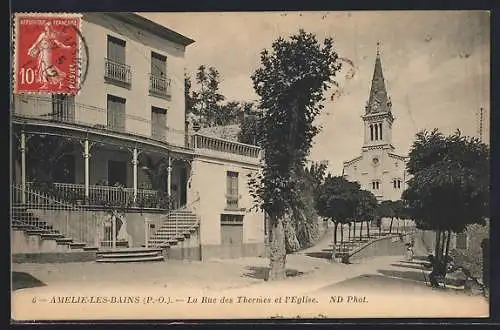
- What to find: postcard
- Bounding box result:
[10,10,490,320]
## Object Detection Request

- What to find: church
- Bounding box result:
[342,45,409,202]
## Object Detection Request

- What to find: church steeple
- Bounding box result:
[365,42,392,115]
[362,42,395,151]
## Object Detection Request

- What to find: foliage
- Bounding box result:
[402,129,489,285]
[402,129,489,233]
[25,135,74,182]
[316,175,359,224]
[247,29,342,279]
[238,113,264,146]
[355,189,378,222]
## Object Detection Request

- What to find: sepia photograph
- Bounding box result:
[10,10,490,320]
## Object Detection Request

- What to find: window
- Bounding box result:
[150,52,170,98]
[105,35,131,86]
[107,36,126,63]
[151,52,166,77]
[226,171,239,209]
[372,180,380,190]
[370,124,374,141]
[107,95,126,132]
[379,122,383,140]
[151,106,167,141]
[393,179,402,189]
[374,123,379,140]
[52,94,75,123]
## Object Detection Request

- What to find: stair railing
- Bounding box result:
[145,196,200,248]
[11,184,101,248]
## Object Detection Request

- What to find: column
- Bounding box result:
[167,155,172,197]
[83,139,90,200]
[132,148,138,204]
[20,132,26,204]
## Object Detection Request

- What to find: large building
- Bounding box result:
[11,13,266,261]
[343,45,409,202]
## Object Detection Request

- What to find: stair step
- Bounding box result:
[83,246,99,251]
[69,242,86,249]
[25,229,48,235]
[96,255,164,263]
[56,238,73,243]
[40,233,65,239]
[98,251,162,258]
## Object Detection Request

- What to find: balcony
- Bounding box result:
[104,58,132,88]
[191,133,261,159]
[149,74,171,99]
[225,194,244,211]
[12,95,186,146]
[26,182,163,209]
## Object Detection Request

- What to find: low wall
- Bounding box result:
[11,230,72,254]
[349,234,407,262]
[12,251,97,263]
[167,230,201,261]
[26,209,164,248]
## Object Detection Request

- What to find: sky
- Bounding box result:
[140,11,490,175]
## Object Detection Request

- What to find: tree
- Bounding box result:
[402,129,489,287]
[355,189,378,240]
[248,30,342,280]
[377,200,396,233]
[316,175,359,249]
[238,114,264,146]
[187,65,226,127]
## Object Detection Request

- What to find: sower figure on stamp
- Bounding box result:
[27,22,71,89]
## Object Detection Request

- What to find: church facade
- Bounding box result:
[343,46,409,202]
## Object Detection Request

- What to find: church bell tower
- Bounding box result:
[362,43,395,151]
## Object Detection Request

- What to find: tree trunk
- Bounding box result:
[340,224,344,244]
[359,221,364,241]
[434,228,442,261]
[333,221,338,245]
[444,229,452,265]
[367,221,370,238]
[353,221,356,240]
[348,223,351,240]
[268,215,287,281]
[389,217,394,233]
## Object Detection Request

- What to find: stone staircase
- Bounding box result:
[332,231,396,259]
[145,208,199,249]
[11,206,98,252]
[96,248,164,263]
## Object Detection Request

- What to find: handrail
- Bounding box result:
[12,184,85,211]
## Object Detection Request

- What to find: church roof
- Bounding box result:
[365,43,392,116]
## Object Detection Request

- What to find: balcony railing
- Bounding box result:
[104,58,132,86]
[225,194,241,210]
[149,74,171,98]
[12,94,186,146]
[27,182,163,209]
[191,133,261,159]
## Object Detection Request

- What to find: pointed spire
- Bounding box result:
[366,42,391,115]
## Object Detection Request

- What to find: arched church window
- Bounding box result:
[379,123,383,140]
[374,123,379,140]
[370,124,374,141]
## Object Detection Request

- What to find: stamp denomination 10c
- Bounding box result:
[13,13,83,95]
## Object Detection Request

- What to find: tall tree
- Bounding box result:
[355,189,378,240]
[402,129,489,286]
[316,175,359,250]
[248,30,342,280]
[377,200,396,233]
[189,65,226,127]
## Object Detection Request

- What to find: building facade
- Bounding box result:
[11,13,266,260]
[342,46,409,201]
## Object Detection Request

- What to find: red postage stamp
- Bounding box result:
[13,13,82,95]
